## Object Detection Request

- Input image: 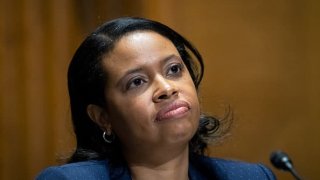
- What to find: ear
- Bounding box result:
[87,104,111,130]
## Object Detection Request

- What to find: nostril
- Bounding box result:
[153,78,179,102]
[158,94,168,99]
[158,90,178,100]
[172,90,178,96]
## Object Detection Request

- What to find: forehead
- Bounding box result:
[107,31,177,62]
[102,31,180,77]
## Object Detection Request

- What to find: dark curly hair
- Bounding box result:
[67,17,231,164]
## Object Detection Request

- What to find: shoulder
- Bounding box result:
[35,160,110,180]
[190,155,276,180]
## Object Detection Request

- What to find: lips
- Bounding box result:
[155,100,190,122]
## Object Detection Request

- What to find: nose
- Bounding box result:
[152,76,178,103]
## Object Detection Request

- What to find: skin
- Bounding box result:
[87,31,200,180]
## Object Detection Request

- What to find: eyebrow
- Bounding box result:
[116,54,181,87]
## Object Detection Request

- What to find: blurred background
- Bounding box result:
[0,0,319,179]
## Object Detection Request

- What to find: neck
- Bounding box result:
[125,145,189,180]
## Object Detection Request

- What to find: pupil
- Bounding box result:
[172,66,178,73]
[134,79,141,85]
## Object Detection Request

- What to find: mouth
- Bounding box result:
[155,100,190,122]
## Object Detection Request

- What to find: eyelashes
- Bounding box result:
[125,63,184,91]
[167,63,183,77]
[126,76,148,90]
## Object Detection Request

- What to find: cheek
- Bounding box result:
[182,79,199,106]
[183,80,200,124]
[106,93,154,136]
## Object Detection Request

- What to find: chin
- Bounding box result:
[160,115,198,144]
[167,127,196,145]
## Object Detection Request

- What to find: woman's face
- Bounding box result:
[101,31,200,152]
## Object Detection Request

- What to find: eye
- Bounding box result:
[127,77,147,90]
[167,63,183,76]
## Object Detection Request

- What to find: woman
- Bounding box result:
[36,17,276,180]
